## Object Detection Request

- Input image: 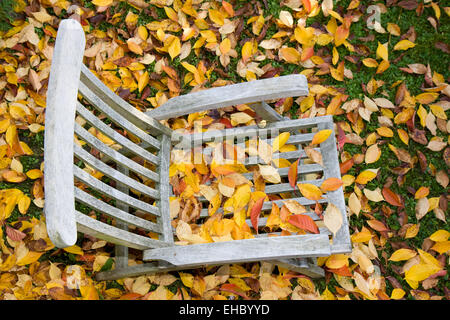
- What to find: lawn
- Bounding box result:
[0,0,448,300]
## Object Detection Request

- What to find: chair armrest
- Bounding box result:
[44,19,85,248]
[145,74,308,120]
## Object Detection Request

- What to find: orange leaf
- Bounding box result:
[302,0,312,12]
[288,159,299,188]
[414,186,429,199]
[335,25,349,47]
[297,183,323,200]
[250,197,265,234]
[320,177,343,192]
[382,187,403,207]
[288,214,319,234]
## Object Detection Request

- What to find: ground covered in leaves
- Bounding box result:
[0,0,449,300]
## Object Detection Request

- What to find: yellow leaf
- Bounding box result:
[297,183,323,201]
[397,129,409,146]
[390,288,405,300]
[280,47,301,64]
[431,241,450,255]
[63,245,84,255]
[26,169,43,179]
[127,39,143,55]
[355,169,377,185]
[405,263,440,284]
[394,40,416,51]
[311,129,332,144]
[430,104,447,120]
[388,248,417,262]
[272,132,290,152]
[404,224,420,239]
[242,41,254,62]
[168,37,181,60]
[429,230,450,242]
[362,58,378,68]
[16,251,43,266]
[179,272,194,288]
[219,38,231,55]
[92,0,113,6]
[137,71,149,93]
[376,126,393,137]
[376,42,388,61]
[325,254,349,269]
[209,9,225,26]
[415,92,439,104]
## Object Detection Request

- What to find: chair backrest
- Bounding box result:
[44,19,173,250]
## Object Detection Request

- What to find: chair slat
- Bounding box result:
[76,103,160,166]
[186,116,333,146]
[78,81,162,150]
[74,166,160,216]
[80,64,172,137]
[145,74,308,121]
[156,134,174,244]
[143,234,330,266]
[75,211,169,250]
[75,123,160,183]
[74,188,162,234]
[74,144,160,200]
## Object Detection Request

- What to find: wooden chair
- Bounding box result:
[44,19,351,281]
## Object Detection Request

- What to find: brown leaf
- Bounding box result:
[6,225,26,241]
[398,0,418,10]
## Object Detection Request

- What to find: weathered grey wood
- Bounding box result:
[317,121,351,254]
[115,165,129,269]
[144,234,330,266]
[250,101,285,122]
[74,187,162,233]
[74,166,160,216]
[75,211,170,250]
[75,123,160,182]
[76,103,160,166]
[145,74,308,120]
[78,82,162,150]
[44,19,85,248]
[156,134,174,244]
[80,64,172,137]
[185,116,332,147]
[74,144,160,199]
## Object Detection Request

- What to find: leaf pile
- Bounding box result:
[0,0,449,300]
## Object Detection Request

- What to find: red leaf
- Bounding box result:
[219,118,233,128]
[382,187,404,207]
[250,197,265,234]
[6,225,26,241]
[119,293,142,300]
[288,214,319,234]
[336,123,347,151]
[288,158,299,188]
